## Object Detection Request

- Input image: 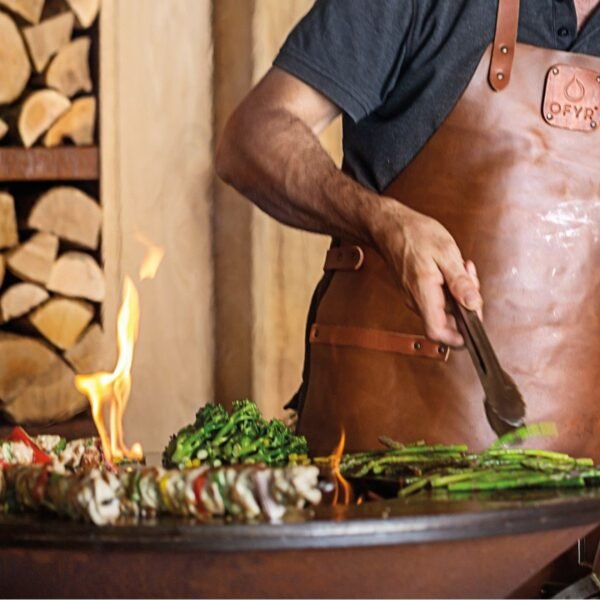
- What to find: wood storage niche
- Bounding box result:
[0,0,103,430]
[0,183,107,426]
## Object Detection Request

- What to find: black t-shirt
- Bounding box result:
[274,0,600,192]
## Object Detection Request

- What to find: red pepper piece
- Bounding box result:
[7,427,53,465]
[193,474,209,515]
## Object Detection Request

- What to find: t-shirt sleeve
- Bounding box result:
[273,0,415,122]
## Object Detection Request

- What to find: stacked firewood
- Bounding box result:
[0,0,99,147]
[0,186,105,424]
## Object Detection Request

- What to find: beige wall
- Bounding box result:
[250,0,341,418]
[101,0,340,450]
[101,0,215,451]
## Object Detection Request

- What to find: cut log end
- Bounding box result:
[0,332,87,424]
[0,11,31,106]
[27,186,101,249]
[0,192,18,250]
[18,89,71,148]
[0,282,49,322]
[6,231,59,285]
[23,11,75,73]
[47,252,105,302]
[30,296,94,350]
[0,0,45,24]
[64,323,110,373]
[65,0,100,28]
[44,96,96,147]
[46,36,92,98]
[0,253,5,288]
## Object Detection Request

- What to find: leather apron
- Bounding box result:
[298,0,600,458]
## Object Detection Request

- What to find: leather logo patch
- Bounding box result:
[543,64,600,132]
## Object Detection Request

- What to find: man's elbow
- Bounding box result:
[215,109,250,189]
[215,120,237,186]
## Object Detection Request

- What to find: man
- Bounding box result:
[217,1,600,455]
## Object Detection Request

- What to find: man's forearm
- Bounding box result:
[216,105,396,246]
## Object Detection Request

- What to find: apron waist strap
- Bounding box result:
[309,323,450,362]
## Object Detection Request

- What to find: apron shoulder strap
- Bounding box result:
[488,0,520,91]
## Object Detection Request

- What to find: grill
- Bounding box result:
[1,476,599,598]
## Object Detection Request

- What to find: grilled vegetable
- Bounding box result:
[2,463,321,525]
[163,399,309,468]
[0,429,102,472]
[0,427,53,467]
[340,428,600,498]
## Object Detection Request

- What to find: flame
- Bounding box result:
[331,429,351,505]
[135,232,165,280]
[75,276,143,463]
[74,233,164,463]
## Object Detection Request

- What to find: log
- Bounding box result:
[0,282,49,322]
[0,0,45,24]
[0,11,31,105]
[65,0,99,28]
[0,118,8,141]
[6,231,58,285]
[0,192,18,250]
[17,89,71,147]
[0,332,87,424]
[29,296,94,350]
[23,11,74,73]
[0,253,5,288]
[27,186,101,249]
[45,37,92,98]
[47,252,105,302]
[43,96,95,147]
[64,323,110,373]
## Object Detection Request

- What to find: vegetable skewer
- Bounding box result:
[1,463,321,525]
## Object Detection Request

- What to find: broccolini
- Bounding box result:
[162,399,309,468]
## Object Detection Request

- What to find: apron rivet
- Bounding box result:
[596,75,600,83]
[552,67,560,75]
[500,45,509,54]
[413,341,422,351]
[591,121,597,129]
[438,345,447,354]
[496,72,504,81]
[546,113,554,120]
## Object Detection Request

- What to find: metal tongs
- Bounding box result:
[447,292,526,436]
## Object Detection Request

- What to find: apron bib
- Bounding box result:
[298,0,600,457]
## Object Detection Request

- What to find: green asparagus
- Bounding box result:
[340,425,600,498]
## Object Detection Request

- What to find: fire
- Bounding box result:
[75,234,164,464]
[75,276,143,463]
[331,429,351,505]
[135,232,164,280]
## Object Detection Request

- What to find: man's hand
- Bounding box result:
[372,200,482,348]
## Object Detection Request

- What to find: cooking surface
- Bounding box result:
[2,486,600,552]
